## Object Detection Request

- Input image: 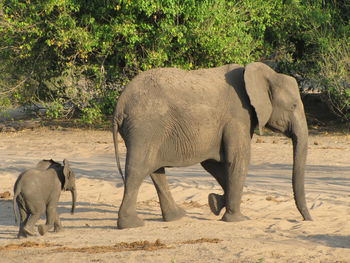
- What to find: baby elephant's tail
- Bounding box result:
[113,115,124,184]
[12,182,20,225]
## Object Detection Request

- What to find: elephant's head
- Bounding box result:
[244,62,312,221]
[62,159,77,214]
[36,159,61,170]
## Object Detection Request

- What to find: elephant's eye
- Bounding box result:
[290,103,297,111]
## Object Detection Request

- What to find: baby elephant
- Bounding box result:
[13,159,77,238]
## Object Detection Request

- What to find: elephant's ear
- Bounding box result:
[244,62,274,135]
[63,159,71,190]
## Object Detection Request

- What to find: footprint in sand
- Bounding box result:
[266,220,302,233]
[310,200,324,210]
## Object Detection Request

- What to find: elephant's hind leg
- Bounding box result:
[151,168,186,221]
[17,205,29,238]
[23,210,43,236]
[38,205,58,235]
[117,160,151,229]
[53,214,63,232]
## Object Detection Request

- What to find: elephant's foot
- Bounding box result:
[17,229,27,239]
[23,226,36,236]
[162,206,186,222]
[221,211,249,222]
[208,193,225,216]
[117,215,144,229]
[38,224,51,236]
[54,225,64,233]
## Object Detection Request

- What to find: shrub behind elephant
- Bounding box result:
[113,62,312,229]
[13,159,77,238]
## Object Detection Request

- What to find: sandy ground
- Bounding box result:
[0,128,349,263]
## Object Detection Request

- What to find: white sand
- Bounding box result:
[0,128,349,262]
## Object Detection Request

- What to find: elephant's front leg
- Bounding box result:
[222,160,249,222]
[221,126,250,222]
[151,168,186,221]
[208,193,225,216]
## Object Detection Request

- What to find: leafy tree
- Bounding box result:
[0,0,349,122]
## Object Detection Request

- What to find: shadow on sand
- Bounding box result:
[300,234,350,249]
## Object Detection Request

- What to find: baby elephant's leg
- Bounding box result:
[54,214,63,232]
[23,201,45,236]
[23,211,42,236]
[38,205,57,235]
[17,205,29,238]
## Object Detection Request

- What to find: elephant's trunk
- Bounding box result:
[291,112,312,221]
[70,188,77,214]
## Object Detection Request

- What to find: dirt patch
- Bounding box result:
[0,240,171,254]
[0,241,61,251]
[0,238,222,254]
[179,238,222,245]
[0,120,41,132]
[53,238,222,253]
[53,239,170,254]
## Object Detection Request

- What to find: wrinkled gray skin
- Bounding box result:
[13,159,77,238]
[113,62,312,229]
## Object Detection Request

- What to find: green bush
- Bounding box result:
[316,38,350,121]
[80,105,103,125]
[0,0,349,122]
[44,100,66,120]
[258,0,350,121]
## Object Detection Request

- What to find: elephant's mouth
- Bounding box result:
[266,121,293,138]
[266,123,290,136]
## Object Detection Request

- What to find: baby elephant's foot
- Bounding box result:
[54,225,64,233]
[208,193,225,216]
[162,206,186,222]
[38,224,50,236]
[23,226,36,236]
[17,229,28,239]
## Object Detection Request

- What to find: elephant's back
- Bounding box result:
[117,64,244,119]
[20,169,57,195]
[127,65,242,96]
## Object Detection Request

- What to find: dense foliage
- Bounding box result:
[0,0,349,122]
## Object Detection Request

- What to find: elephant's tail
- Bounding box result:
[113,116,125,184]
[12,181,20,225]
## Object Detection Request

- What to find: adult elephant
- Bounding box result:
[113,62,312,229]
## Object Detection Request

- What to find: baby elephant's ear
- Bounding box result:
[63,159,71,189]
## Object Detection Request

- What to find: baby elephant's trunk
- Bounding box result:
[70,188,77,214]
